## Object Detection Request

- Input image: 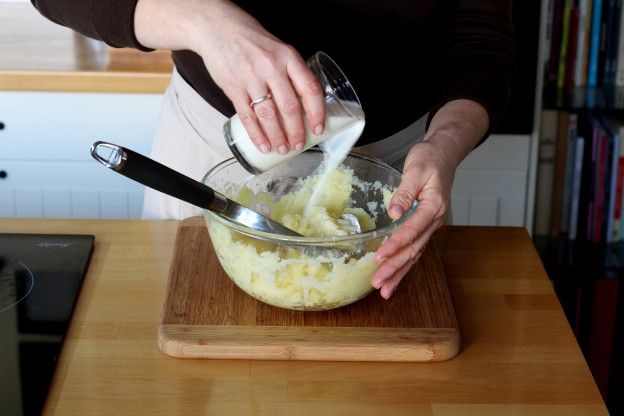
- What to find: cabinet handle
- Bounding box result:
[0,170,6,179]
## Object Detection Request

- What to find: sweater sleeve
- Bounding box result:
[427,0,517,139]
[30,0,152,51]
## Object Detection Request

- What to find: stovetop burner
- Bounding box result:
[0,233,94,416]
[0,258,35,313]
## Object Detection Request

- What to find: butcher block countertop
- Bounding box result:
[0,218,608,415]
[0,2,172,93]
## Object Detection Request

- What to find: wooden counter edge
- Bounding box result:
[0,70,170,93]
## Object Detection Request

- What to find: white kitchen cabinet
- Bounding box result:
[0,91,539,225]
[0,91,162,219]
[447,0,542,231]
[450,133,537,228]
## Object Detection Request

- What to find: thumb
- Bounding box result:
[387,171,423,220]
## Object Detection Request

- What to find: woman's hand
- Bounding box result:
[371,99,490,299]
[371,139,455,299]
[135,0,326,153]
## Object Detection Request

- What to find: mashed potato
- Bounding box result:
[205,166,393,310]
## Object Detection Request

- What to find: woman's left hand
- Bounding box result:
[371,135,458,299]
[371,99,489,299]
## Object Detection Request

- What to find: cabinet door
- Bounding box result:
[450,134,531,227]
[0,91,162,219]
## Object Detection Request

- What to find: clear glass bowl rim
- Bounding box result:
[201,149,417,246]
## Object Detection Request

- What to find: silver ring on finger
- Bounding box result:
[250,93,273,108]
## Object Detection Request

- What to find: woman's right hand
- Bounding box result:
[135,0,326,154]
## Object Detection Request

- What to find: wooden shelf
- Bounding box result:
[0,2,172,93]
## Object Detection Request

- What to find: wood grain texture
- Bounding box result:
[0,71,171,94]
[0,219,607,415]
[159,217,459,361]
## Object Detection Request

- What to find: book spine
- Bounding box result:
[534,110,559,236]
[596,0,611,85]
[601,0,618,85]
[587,118,601,239]
[577,114,595,240]
[616,0,624,85]
[561,113,579,232]
[549,0,566,87]
[594,128,608,242]
[581,0,595,85]
[617,124,624,240]
[558,0,574,88]
[612,138,624,242]
[545,0,555,66]
[574,0,591,86]
[608,0,623,83]
[602,0,621,85]
[551,111,572,237]
[605,127,619,243]
[565,2,581,88]
[569,137,586,240]
[588,0,604,86]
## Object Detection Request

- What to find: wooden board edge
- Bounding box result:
[179,216,205,228]
[158,325,460,362]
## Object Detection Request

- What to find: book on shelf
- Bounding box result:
[596,0,612,86]
[575,0,594,86]
[561,113,579,233]
[609,116,624,241]
[558,0,577,88]
[545,0,624,88]
[567,3,581,88]
[576,112,595,241]
[595,113,622,243]
[537,110,624,243]
[550,112,574,237]
[547,0,566,87]
[535,110,559,236]
[604,0,623,84]
[587,0,604,87]
[590,115,607,242]
[568,136,586,239]
[616,0,624,85]
[607,122,620,242]
[590,113,614,242]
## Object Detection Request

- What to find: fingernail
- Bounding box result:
[259,143,269,154]
[381,288,391,299]
[278,144,288,154]
[390,204,404,219]
[295,142,304,151]
[314,124,324,135]
[375,254,386,263]
[372,279,382,289]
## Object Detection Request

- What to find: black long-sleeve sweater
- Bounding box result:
[31,0,516,145]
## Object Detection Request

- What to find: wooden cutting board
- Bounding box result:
[158,217,460,362]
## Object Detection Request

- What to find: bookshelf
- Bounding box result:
[535,0,624,413]
[544,85,624,108]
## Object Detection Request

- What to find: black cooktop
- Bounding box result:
[0,233,94,416]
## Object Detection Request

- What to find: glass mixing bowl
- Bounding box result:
[202,149,417,311]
